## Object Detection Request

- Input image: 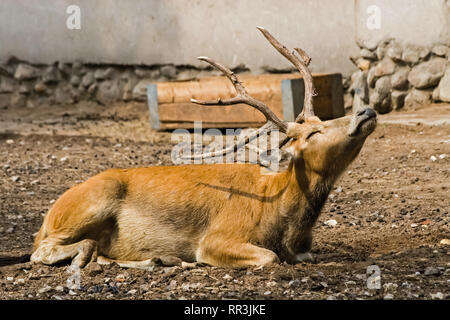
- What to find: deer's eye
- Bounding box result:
[306,131,321,139]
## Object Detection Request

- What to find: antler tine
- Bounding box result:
[191,56,287,133]
[256,26,316,122]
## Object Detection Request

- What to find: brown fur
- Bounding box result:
[31,113,376,268]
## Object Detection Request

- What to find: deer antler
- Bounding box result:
[184,56,288,160]
[256,26,316,123]
[183,27,317,162]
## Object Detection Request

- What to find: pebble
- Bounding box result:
[60,156,69,162]
[410,223,418,228]
[383,282,398,292]
[55,285,64,292]
[6,276,14,282]
[223,274,232,280]
[430,156,437,161]
[127,289,138,295]
[263,291,271,295]
[324,219,338,227]
[10,176,20,182]
[439,154,446,159]
[424,266,440,276]
[181,261,197,269]
[167,280,177,290]
[439,239,450,246]
[52,295,63,300]
[68,290,77,296]
[38,285,52,294]
[383,293,394,300]
[430,292,444,300]
[288,279,301,288]
[6,139,14,144]
[266,281,277,287]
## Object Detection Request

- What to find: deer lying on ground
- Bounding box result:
[31,27,377,269]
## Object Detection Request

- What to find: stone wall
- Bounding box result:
[345,40,450,114]
[0,59,230,109]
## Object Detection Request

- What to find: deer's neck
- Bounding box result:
[259,159,336,261]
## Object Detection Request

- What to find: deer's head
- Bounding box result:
[285,107,376,177]
[186,27,377,178]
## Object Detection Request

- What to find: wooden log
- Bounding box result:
[146,73,344,130]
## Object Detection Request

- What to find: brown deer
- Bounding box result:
[31,27,377,269]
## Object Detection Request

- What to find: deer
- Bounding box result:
[30,27,377,269]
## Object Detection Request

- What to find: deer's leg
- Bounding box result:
[197,236,279,267]
[31,237,97,268]
[96,256,156,270]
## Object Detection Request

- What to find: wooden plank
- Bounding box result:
[149,73,344,130]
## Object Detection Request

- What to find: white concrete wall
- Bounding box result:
[355,0,450,49]
[0,1,448,76]
[0,0,358,75]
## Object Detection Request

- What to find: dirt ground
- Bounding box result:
[0,101,449,300]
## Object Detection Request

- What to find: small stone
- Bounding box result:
[94,69,106,80]
[374,58,396,77]
[439,239,450,245]
[357,58,371,71]
[424,267,440,276]
[167,280,177,290]
[127,289,138,295]
[42,66,60,84]
[38,285,52,294]
[55,285,64,292]
[383,293,394,300]
[430,292,444,300]
[324,219,337,227]
[437,66,450,102]
[81,72,95,87]
[132,80,153,101]
[60,156,68,162]
[96,80,121,105]
[70,75,81,86]
[34,82,47,93]
[14,63,39,80]
[85,262,103,276]
[11,176,20,182]
[223,274,233,280]
[288,279,301,288]
[360,48,377,60]
[87,83,97,95]
[405,89,432,107]
[16,278,25,284]
[391,91,407,110]
[430,156,437,161]
[408,58,447,89]
[266,281,277,287]
[6,139,14,144]
[160,65,177,79]
[68,290,77,296]
[431,44,448,57]
[402,44,429,64]
[386,41,403,61]
[383,282,398,292]
[6,276,14,282]
[391,67,410,90]
[263,291,271,296]
[181,261,197,269]
[410,223,418,228]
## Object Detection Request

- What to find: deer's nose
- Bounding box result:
[357,108,376,118]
